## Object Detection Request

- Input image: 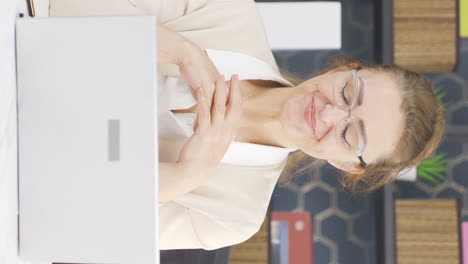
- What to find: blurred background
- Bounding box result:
[271,0,467,263]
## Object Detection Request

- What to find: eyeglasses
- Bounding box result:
[333,67,367,168]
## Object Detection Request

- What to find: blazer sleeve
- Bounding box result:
[137,0,279,72]
[49,0,279,75]
[158,158,288,250]
[159,201,259,250]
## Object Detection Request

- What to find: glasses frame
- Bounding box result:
[340,67,367,168]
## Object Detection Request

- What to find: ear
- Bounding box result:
[327,160,365,174]
[326,65,348,74]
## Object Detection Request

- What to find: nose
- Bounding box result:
[319,103,349,131]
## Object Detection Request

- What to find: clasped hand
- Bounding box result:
[177,48,243,183]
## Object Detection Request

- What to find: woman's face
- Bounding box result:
[280,68,405,172]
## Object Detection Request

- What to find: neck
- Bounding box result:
[233,80,297,149]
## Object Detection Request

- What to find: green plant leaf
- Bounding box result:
[417,169,440,185]
[424,169,445,181]
[418,173,439,185]
[433,86,449,109]
[422,167,447,172]
[432,172,446,181]
[434,85,443,92]
[437,91,448,98]
[416,152,449,184]
[418,166,446,180]
[418,154,448,168]
[429,153,447,162]
[418,169,441,181]
[440,158,450,165]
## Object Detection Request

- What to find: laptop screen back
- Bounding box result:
[16,16,159,264]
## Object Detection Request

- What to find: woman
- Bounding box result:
[49,0,445,250]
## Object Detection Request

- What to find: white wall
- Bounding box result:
[256,2,341,50]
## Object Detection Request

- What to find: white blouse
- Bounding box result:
[158,48,297,250]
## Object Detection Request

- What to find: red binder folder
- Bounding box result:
[271,212,313,264]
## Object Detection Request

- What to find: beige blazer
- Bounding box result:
[49,0,291,250]
[49,0,280,76]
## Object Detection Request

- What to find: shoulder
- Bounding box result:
[131,0,258,23]
[49,0,279,73]
[157,0,279,72]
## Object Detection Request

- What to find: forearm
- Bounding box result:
[157,23,196,65]
[159,161,203,203]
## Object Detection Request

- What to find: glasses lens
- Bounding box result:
[335,71,357,108]
[335,118,360,153]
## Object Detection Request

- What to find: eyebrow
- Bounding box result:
[357,77,364,106]
[356,77,367,148]
[358,119,367,148]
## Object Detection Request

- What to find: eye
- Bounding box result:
[341,84,349,105]
[341,124,350,147]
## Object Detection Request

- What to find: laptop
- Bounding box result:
[16,16,159,264]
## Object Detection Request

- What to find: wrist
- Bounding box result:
[157,23,199,65]
[176,40,202,66]
[175,160,206,186]
[159,161,204,203]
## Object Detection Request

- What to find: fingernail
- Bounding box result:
[220,75,225,82]
[233,74,239,80]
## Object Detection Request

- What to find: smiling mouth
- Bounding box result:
[305,95,316,136]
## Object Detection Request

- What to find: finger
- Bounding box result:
[205,80,216,109]
[204,81,215,106]
[193,114,199,131]
[222,76,230,102]
[226,74,242,123]
[211,75,227,125]
[195,87,210,133]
